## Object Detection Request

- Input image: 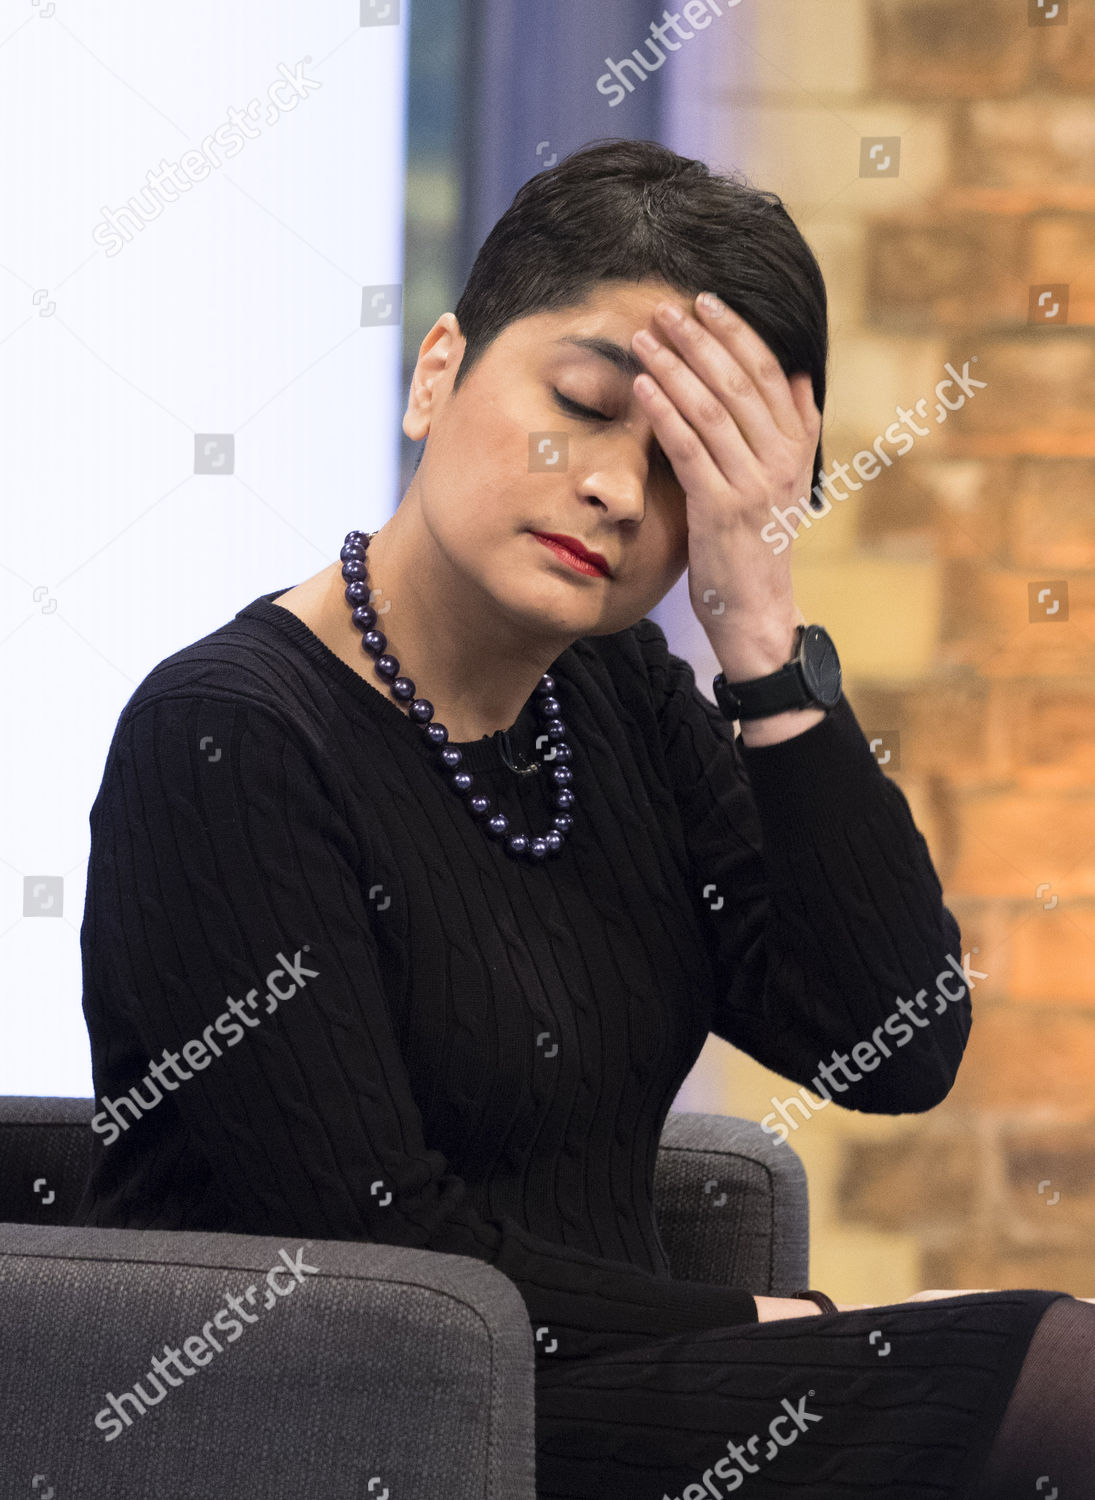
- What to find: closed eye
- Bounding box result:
[551,386,676,479]
[552,388,610,422]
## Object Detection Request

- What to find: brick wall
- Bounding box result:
[682,0,1095,1302]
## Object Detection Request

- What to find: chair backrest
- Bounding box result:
[654,1107,808,1294]
[0,1095,93,1226]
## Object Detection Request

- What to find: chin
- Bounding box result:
[496,580,598,635]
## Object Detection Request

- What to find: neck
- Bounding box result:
[329,505,570,743]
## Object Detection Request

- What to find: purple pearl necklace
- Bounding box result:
[340,529,575,862]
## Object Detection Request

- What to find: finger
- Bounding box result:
[632,327,764,505]
[789,370,821,435]
[693,293,819,445]
[907,1288,995,1301]
[639,306,782,477]
[632,365,755,511]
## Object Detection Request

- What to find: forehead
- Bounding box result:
[510,278,696,355]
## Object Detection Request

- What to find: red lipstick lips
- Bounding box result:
[532,532,612,578]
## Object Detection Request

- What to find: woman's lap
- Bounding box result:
[533,1289,1071,1500]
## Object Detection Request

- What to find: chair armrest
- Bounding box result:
[0,1223,536,1500]
[653,1110,809,1294]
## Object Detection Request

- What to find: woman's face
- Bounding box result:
[401,278,697,643]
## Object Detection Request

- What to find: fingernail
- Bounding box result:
[699,292,725,317]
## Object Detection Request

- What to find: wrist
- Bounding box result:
[754,1295,825,1322]
[707,608,807,684]
[790,1287,839,1315]
[711,614,840,743]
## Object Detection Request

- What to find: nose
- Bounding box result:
[575,423,661,524]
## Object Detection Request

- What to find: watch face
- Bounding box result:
[801,625,842,707]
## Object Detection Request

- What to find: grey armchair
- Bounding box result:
[0,1095,808,1498]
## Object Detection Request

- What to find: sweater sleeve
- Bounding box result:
[635,617,969,1115]
[79,691,759,1355]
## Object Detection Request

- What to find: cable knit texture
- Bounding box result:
[77,588,1067,1498]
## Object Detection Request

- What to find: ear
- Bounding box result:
[402,313,465,442]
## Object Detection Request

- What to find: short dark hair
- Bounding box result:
[447,137,828,505]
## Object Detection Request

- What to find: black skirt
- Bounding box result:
[534,1289,1069,1499]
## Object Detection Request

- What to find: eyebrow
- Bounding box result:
[554,335,646,382]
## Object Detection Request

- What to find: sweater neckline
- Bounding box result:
[237,589,554,775]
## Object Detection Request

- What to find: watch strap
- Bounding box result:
[713,625,812,721]
[713,623,841,721]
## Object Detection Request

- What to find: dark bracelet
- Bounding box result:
[790,1288,839,1315]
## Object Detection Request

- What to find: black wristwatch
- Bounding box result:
[712,624,842,722]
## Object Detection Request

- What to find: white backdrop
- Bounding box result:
[0,1,409,1095]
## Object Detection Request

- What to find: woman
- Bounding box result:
[77,139,1093,1497]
